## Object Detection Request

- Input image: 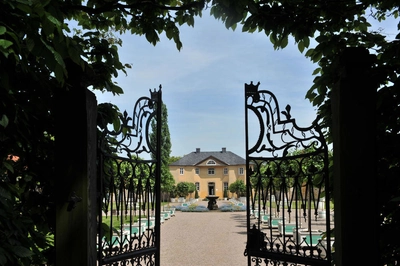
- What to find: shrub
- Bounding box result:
[176,182,189,198]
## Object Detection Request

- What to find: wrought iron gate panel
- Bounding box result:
[97,88,162,266]
[244,82,332,266]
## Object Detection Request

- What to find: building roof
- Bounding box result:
[170,147,246,166]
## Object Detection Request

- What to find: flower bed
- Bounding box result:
[181,205,209,212]
[219,205,246,212]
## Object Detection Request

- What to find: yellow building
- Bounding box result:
[169,147,246,199]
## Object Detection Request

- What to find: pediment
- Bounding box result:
[195,156,227,166]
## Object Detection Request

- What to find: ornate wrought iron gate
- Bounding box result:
[97,88,162,266]
[244,82,332,266]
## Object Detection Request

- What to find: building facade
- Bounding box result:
[169,147,246,199]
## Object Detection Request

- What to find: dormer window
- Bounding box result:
[207,159,216,165]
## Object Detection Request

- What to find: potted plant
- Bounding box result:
[176,182,189,202]
[223,188,228,200]
[169,186,177,203]
[188,182,196,200]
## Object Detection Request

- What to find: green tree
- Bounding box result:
[1,1,205,265]
[176,182,190,198]
[209,2,399,263]
[223,188,229,199]
[169,156,182,164]
[150,103,176,199]
[169,185,177,199]
[2,0,400,265]
[187,182,196,198]
[229,180,246,198]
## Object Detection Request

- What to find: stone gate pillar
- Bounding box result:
[331,47,378,265]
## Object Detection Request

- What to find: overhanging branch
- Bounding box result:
[63,0,205,15]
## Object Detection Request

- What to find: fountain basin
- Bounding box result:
[206,195,219,210]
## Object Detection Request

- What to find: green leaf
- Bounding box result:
[305,89,317,102]
[16,3,32,14]
[54,64,64,83]
[269,34,276,45]
[358,22,369,32]
[305,48,315,57]
[313,94,325,106]
[2,162,14,174]
[298,40,305,53]
[280,36,288,49]
[67,45,82,66]
[41,39,65,68]
[0,114,9,128]
[145,30,158,45]
[101,222,119,242]
[311,50,322,63]
[312,68,321,75]
[0,26,6,35]
[113,117,121,132]
[0,186,12,200]
[46,13,62,27]
[12,246,33,258]
[303,37,310,48]
[0,39,13,49]
[111,85,123,95]
[26,38,35,52]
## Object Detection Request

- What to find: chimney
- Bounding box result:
[195,148,200,153]
[222,147,226,153]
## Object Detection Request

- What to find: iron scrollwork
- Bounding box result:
[245,82,332,266]
[97,87,162,266]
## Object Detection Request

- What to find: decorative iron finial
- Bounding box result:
[150,84,162,102]
[245,81,261,102]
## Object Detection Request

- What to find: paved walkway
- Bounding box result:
[160,201,248,266]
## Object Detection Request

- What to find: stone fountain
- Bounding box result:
[206,195,219,210]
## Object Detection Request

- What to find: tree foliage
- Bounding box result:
[209,0,399,140]
[187,182,196,197]
[208,1,399,264]
[169,156,182,164]
[176,182,190,198]
[150,102,175,194]
[175,182,196,198]
[1,1,205,265]
[229,179,246,198]
[1,0,400,265]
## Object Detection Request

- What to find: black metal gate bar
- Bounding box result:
[97,88,162,266]
[244,82,332,266]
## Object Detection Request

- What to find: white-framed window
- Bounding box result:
[195,168,200,175]
[180,168,184,175]
[223,168,228,175]
[195,182,200,191]
[239,167,244,175]
[208,168,215,175]
[206,159,216,165]
[223,182,229,191]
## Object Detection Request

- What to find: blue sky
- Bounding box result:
[94,12,398,158]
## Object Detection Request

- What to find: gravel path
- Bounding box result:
[160,201,248,266]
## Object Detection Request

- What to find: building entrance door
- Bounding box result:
[208,182,215,195]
